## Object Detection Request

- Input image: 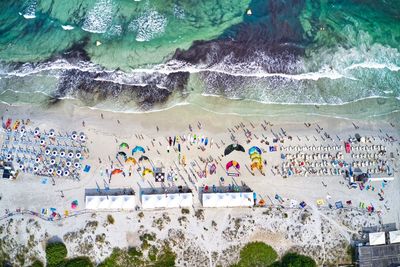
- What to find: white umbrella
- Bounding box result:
[34,127,40,136]
[49,129,55,137]
[56,169,62,176]
[48,168,53,174]
[79,133,86,141]
[60,150,65,157]
[68,151,74,158]
[40,140,46,146]
[45,148,51,155]
[52,150,58,156]
[74,162,80,169]
[33,166,39,172]
[76,152,81,159]
[66,161,72,167]
[63,170,70,176]
[50,158,56,165]
[71,131,77,140]
[35,157,41,163]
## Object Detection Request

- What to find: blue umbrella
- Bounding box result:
[132,146,145,155]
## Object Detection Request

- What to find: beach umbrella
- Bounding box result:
[248,146,262,155]
[63,170,70,176]
[111,169,123,176]
[74,162,80,169]
[35,157,41,163]
[79,132,86,141]
[224,144,245,156]
[68,151,74,158]
[45,148,51,155]
[76,152,82,159]
[120,142,129,149]
[34,127,40,136]
[56,169,62,176]
[71,131,77,140]
[142,168,154,177]
[40,139,46,146]
[66,161,72,167]
[132,146,145,155]
[20,126,26,134]
[251,162,263,171]
[60,150,65,157]
[226,161,240,171]
[6,154,12,160]
[48,168,54,175]
[117,151,127,160]
[18,164,24,170]
[125,157,137,165]
[52,149,58,156]
[49,129,55,137]
[33,165,39,172]
[259,199,266,206]
[50,158,56,165]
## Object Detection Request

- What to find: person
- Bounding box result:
[156,126,159,132]
[101,113,104,119]
[82,121,85,127]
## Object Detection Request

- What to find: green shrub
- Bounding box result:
[64,257,93,267]
[30,259,44,267]
[281,252,316,267]
[45,242,67,266]
[107,215,115,224]
[236,242,278,267]
[153,246,176,267]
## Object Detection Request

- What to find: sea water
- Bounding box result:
[0,0,399,120]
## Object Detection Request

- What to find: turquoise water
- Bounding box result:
[0,0,399,118]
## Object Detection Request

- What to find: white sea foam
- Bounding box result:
[82,0,114,33]
[21,0,37,19]
[61,25,75,30]
[128,10,167,42]
[345,62,400,72]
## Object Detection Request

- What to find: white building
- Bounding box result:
[141,192,193,209]
[369,232,386,246]
[85,195,136,210]
[389,230,400,244]
[202,192,253,208]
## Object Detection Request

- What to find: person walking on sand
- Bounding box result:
[156,126,159,132]
[101,113,104,119]
[82,121,85,127]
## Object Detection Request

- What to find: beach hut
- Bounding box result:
[202,192,253,208]
[141,192,193,209]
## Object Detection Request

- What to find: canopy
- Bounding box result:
[85,195,136,210]
[125,157,137,165]
[224,144,245,156]
[141,193,193,209]
[119,142,129,149]
[226,161,240,171]
[202,192,253,208]
[132,146,145,155]
[248,146,262,155]
[111,169,123,176]
[142,168,153,176]
[389,230,400,244]
[369,232,386,246]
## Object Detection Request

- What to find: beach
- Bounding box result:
[0,100,398,266]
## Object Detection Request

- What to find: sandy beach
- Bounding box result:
[0,101,398,266]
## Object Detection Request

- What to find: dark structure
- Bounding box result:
[357,243,400,267]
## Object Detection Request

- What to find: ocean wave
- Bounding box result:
[82,0,114,33]
[128,9,167,42]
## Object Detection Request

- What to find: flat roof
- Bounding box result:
[357,243,400,267]
[369,232,386,246]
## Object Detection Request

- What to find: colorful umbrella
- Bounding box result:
[120,142,129,149]
[111,169,123,176]
[142,168,153,176]
[125,157,137,165]
[226,160,240,171]
[132,146,145,155]
[248,146,262,155]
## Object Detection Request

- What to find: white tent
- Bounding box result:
[202,192,253,208]
[389,230,400,244]
[85,195,136,210]
[141,193,193,209]
[369,232,386,246]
